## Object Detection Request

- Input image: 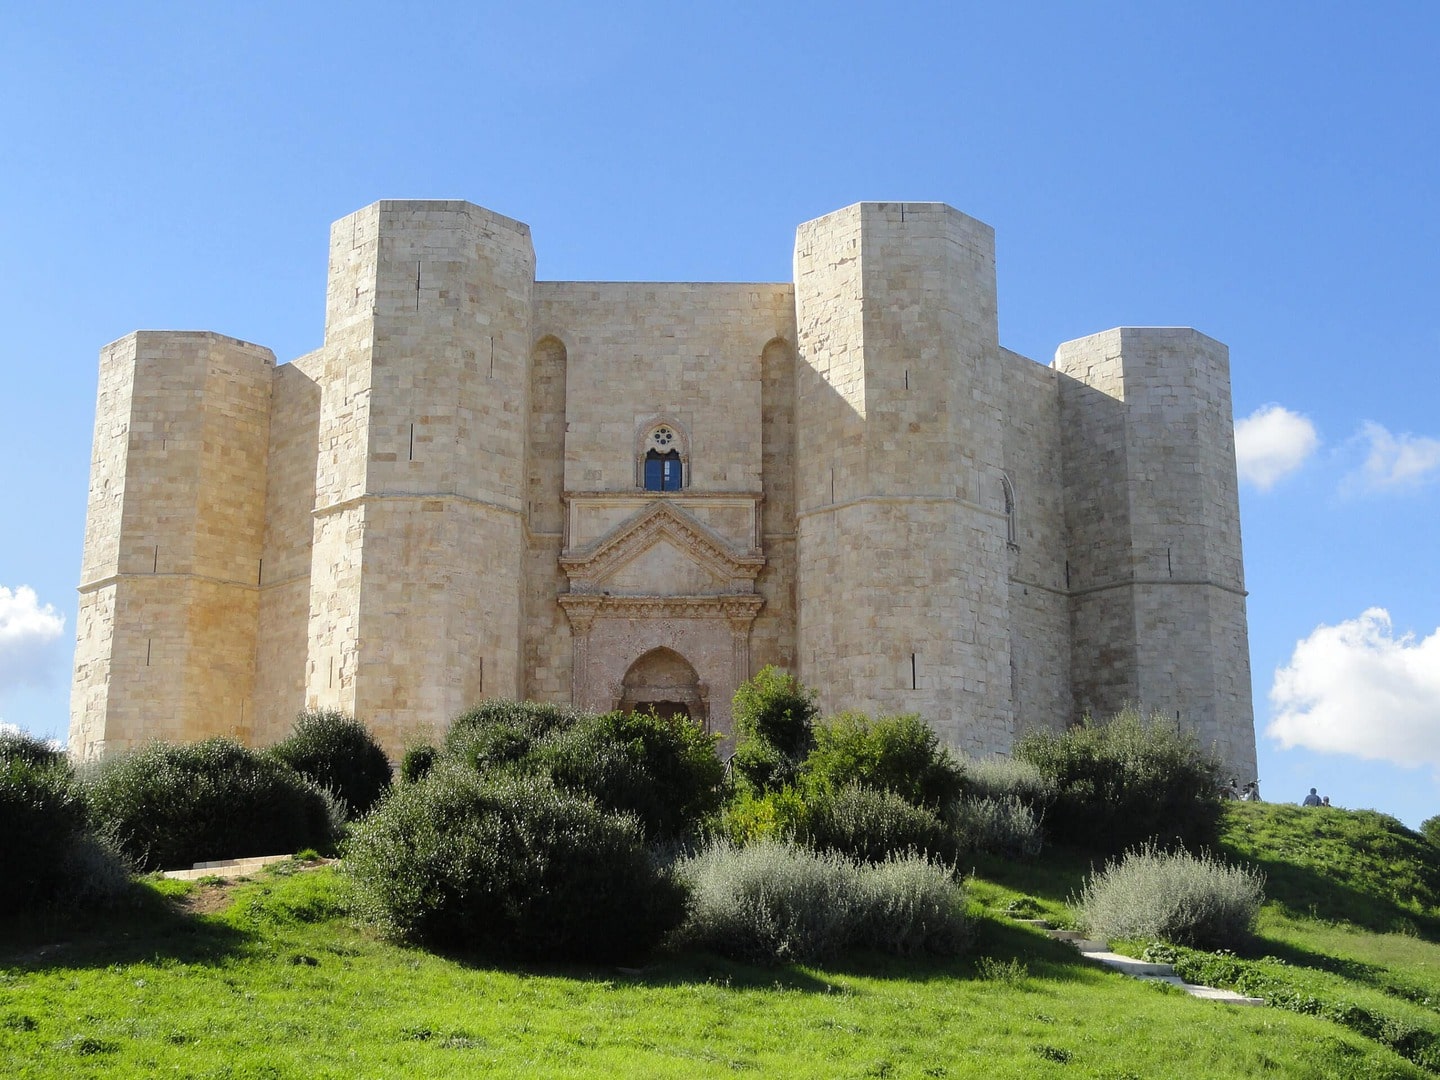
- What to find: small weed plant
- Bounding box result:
[268,709,392,818]
[1072,844,1265,949]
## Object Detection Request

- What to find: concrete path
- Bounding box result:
[1014,918,1264,1006]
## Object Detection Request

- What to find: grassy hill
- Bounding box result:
[5,803,1440,1078]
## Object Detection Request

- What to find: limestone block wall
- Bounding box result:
[71,332,274,757]
[304,202,535,753]
[1056,328,1255,779]
[535,281,793,496]
[999,349,1071,737]
[252,352,324,743]
[795,203,1012,754]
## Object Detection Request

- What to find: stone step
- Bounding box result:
[1082,950,1178,977]
[162,855,295,881]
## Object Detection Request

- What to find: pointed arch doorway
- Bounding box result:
[617,647,709,730]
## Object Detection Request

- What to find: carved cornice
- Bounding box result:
[558,593,764,623]
[560,500,765,591]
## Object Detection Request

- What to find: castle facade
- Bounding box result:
[70,199,1257,779]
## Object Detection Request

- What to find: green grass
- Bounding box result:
[0,855,1428,1079]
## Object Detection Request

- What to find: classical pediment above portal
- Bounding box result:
[560,499,765,596]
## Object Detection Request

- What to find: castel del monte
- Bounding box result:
[68,198,1258,781]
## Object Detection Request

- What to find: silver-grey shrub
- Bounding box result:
[946,795,1044,859]
[674,840,968,963]
[1071,845,1265,949]
[957,754,1058,814]
[855,854,970,956]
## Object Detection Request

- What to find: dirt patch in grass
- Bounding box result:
[173,882,237,916]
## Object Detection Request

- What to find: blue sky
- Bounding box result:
[2,3,1437,824]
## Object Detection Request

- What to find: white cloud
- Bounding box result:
[0,585,67,692]
[1351,421,1440,492]
[1268,608,1440,768]
[1234,404,1319,490]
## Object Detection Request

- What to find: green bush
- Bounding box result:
[946,795,1044,859]
[268,709,392,818]
[1014,707,1222,852]
[345,765,686,962]
[400,744,437,784]
[730,667,817,793]
[0,750,89,914]
[83,739,335,871]
[803,712,963,809]
[1420,815,1440,849]
[0,728,68,770]
[442,699,581,770]
[801,783,956,864]
[1071,844,1265,949]
[674,840,967,964]
[533,709,723,841]
[718,785,807,845]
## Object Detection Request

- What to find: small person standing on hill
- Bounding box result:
[1303,788,1322,807]
[1241,780,1261,801]
[1221,778,1240,800]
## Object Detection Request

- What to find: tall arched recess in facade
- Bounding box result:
[523,334,570,703]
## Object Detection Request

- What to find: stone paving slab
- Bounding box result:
[162,855,295,881]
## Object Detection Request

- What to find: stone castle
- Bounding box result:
[69,199,1257,779]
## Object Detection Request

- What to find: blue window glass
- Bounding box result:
[644,449,682,491]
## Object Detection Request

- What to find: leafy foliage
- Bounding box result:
[345,765,685,962]
[800,782,957,864]
[532,708,724,841]
[956,754,1058,819]
[674,840,967,964]
[399,744,437,784]
[729,667,818,794]
[1072,844,1265,948]
[0,747,90,914]
[268,709,392,817]
[442,699,581,771]
[1419,815,1440,850]
[441,700,723,842]
[1014,706,1222,852]
[946,795,1044,859]
[83,739,334,871]
[0,728,67,770]
[717,785,807,845]
[802,712,963,809]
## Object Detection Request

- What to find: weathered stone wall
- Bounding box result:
[1056,328,1256,779]
[252,351,323,744]
[70,332,274,757]
[795,203,1013,755]
[999,348,1071,737]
